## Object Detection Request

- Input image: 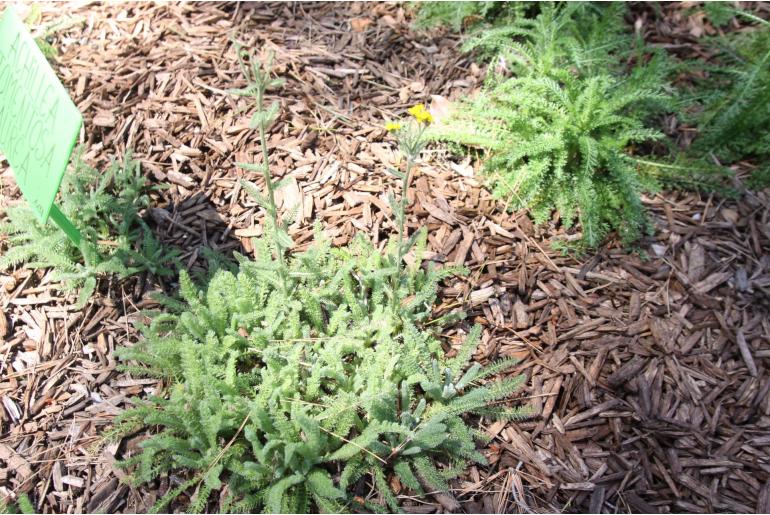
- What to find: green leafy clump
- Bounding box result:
[0,152,178,306]
[113,46,526,513]
[23,4,85,61]
[747,166,770,190]
[431,4,673,248]
[115,232,525,513]
[0,493,34,515]
[460,3,634,73]
[410,1,515,31]
[689,14,770,185]
[697,2,739,29]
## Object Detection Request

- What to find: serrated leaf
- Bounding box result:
[236,162,265,173]
[265,100,280,122]
[400,228,424,255]
[274,229,294,249]
[401,445,422,456]
[228,87,254,97]
[249,111,264,129]
[307,469,345,499]
[273,178,292,191]
[266,474,304,513]
[386,167,406,180]
[76,276,97,308]
[393,460,423,492]
[203,463,223,490]
[240,179,269,209]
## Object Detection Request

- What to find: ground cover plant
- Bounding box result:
[113,49,525,513]
[686,11,770,187]
[0,152,178,307]
[410,1,530,32]
[0,493,33,515]
[428,3,674,248]
[2,4,768,514]
[418,2,770,250]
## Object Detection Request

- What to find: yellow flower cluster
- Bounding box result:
[385,104,433,132]
[408,103,434,125]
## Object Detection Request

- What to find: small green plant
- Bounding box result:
[411,1,508,31]
[0,493,34,515]
[433,73,668,247]
[689,12,770,187]
[0,152,178,306]
[113,47,526,513]
[229,45,290,271]
[23,4,85,61]
[430,4,677,248]
[458,2,662,82]
[115,240,525,513]
[384,104,436,314]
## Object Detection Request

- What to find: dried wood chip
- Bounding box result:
[758,479,770,514]
[93,110,116,127]
[589,485,605,513]
[0,312,8,338]
[470,286,496,307]
[1,396,21,423]
[564,399,621,427]
[560,482,595,491]
[692,271,732,294]
[61,475,85,488]
[625,491,659,513]
[52,462,64,492]
[735,330,758,377]
[608,356,646,387]
[166,170,196,189]
[0,443,32,480]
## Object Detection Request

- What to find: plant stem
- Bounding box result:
[254,85,290,297]
[391,155,413,314]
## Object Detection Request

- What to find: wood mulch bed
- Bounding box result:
[1,2,768,513]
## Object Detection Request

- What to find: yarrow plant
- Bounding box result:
[410,1,528,32]
[689,12,770,188]
[429,4,673,248]
[113,52,527,513]
[385,103,434,312]
[229,44,292,277]
[0,493,33,515]
[0,152,178,307]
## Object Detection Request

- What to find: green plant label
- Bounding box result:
[0,6,83,239]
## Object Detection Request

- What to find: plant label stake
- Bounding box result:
[0,6,83,246]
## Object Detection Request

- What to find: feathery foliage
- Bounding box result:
[410,1,525,31]
[114,48,526,513]
[115,234,525,513]
[688,13,770,187]
[0,494,34,515]
[693,2,741,29]
[0,152,178,307]
[430,4,672,248]
[461,3,636,74]
[23,4,85,61]
[229,44,290,269]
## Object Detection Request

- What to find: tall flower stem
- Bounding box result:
[255,84,286,271]
[233,45,289,290]
[391,155,414,314]
[389,119,428,315]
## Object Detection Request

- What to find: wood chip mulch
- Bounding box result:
[1,2,768,513]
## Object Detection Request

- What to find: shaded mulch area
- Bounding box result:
[1,2,768,513]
